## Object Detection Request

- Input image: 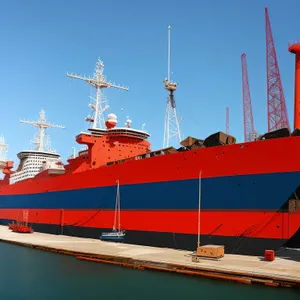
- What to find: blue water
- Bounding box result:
[0,242,299,300]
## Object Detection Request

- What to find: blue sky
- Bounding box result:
[0,0,299,163]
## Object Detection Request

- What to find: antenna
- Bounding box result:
[125,116,132,128]
[163,25,182,148]
[67,58,129,129]
[20,109,64,153]
[168,25,171,82]
[72,147,76,158]
[0,136,8,168]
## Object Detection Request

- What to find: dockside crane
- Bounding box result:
[265,7,290,132]
[241,54,257,142]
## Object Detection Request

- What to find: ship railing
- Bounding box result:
[107,157,131,166]
[106,129,149,140]
[106,146,177,167]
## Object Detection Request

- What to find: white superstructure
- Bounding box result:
[9,110,65,184]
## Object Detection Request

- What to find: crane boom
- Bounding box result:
[241,53,256,142]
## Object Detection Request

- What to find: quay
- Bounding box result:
[0,225,299,288]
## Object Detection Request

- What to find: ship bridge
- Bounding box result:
[72,114,151,170]
[76,113,150,144]
[17,150,60,160]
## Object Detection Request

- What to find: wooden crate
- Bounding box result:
[196,245,224,258]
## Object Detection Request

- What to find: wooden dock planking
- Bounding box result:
[0,225,299,288]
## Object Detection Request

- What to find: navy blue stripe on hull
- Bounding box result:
[1,172,300,210]
[0,219,287,256]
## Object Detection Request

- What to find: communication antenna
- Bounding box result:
[67,58,129,129]
[125,116,132,128]
[20,109,64,153]
[163,25,182,148]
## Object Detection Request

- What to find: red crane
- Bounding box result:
[241,53,256,142]
[226,107,229,134]
[265,7,290,132]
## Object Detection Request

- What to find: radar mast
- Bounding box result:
[20,109,64,153]
[67,58,129,129]
[163,25,182,148]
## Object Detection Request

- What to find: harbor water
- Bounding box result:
[0,242,299,300]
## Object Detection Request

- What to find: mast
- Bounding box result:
[197,170,202,248]
[163,25,182,148]
[67,58,129,129]
[20,109,64,153]
[118,180,121,231]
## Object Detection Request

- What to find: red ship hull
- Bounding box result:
[1,209,300,254]
[1,136,300,255]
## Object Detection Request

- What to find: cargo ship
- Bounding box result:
[1,52,300,256]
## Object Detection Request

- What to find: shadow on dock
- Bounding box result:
[276,247,300,262]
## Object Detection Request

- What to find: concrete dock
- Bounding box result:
[0,225,299,288]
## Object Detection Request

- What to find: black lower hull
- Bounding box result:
[0,219,288,256]
[285,226,300,249]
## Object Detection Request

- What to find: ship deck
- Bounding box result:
[0,225,299,288]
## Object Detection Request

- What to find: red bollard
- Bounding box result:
[264,250,275,261]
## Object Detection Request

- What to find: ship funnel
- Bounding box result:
[288,42,300,130]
